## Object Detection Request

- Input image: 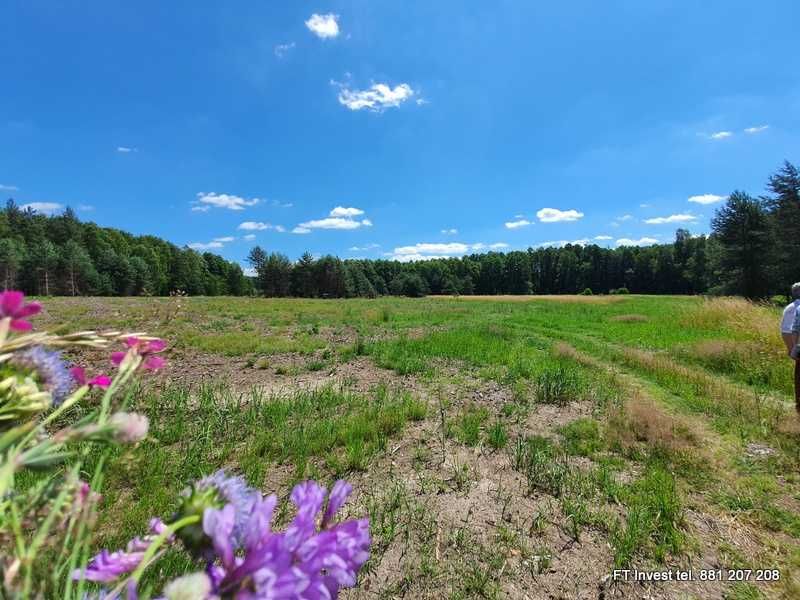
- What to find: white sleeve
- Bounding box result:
[781,305,795,333]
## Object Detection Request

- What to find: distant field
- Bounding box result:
[40,295,800,598]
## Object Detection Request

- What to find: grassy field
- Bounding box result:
[39,294,800,599]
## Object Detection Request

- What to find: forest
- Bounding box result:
[1,161,798,299]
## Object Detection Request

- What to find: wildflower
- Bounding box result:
[73,519,169,583]
[70,366,112,389]
[162,572,213,600]
[173,470,260,558]
[0,290,41,332]
[108,412,149,443]
[112,337,167,371]
[199,479,371,598]
[10,346,74,406]
[0,375,51,421]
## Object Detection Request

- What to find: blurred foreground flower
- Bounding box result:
[0,289,41,331]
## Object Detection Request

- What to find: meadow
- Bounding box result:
[38,294,800,599]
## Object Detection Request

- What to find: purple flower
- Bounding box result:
[201,479,371,599]
[112,337,167,371]
[0,290,41,331]
[71,366,112,389]
[10,346,74,406]
[73,520,169,583]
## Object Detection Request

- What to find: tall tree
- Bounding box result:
[765,161,800,290]
[710,191,772,298]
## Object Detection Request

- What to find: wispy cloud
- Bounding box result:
[274,42,296,58]
[616,214,633,221]
[21,202,63,215]
[237,221,284,232]
[644,213,697,224]
[349,243,381,252]
[116,146,137,153]
[193,192,259,212]
[334,81,417,112]
[214,236,235,243]
[537,239,592,248]
[536,208,584,223]
[293,207,372,233]
[709,131,733,140]
[505,218,533,229]
[594,235,613,241]
[243,234,256,241]
[688,194,726,205]
[386,241,507,262]
[77,204,95,212]
[305,13,339,39]
[744,125,769,134]
[441,228,458,235]
[0,184,19,192]
[188,241,224,250]
[616,237,658,247]
[270,199,293,208]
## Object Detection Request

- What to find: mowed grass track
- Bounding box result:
[40,295,800,598]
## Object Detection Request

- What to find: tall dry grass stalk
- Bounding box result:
[681,297,777,343]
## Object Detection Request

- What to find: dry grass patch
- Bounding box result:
[607,392,698,456]
[610,314,649,323]
[681,297,776,342]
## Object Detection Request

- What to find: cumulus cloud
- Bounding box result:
[188,241,224,250]
[441,228,458,235]
[688,194,726,205]
[386,241,507,262]
[21,202,63,215]
[594,235,613,240]
[274,42,296,58]
[305,13,339,39]
[335,81,417,112]
[709,131,733,140]
[744,125,769,134]
[243,267,257,277]
[237,221,283,231]
[616,237,658,247]
[505,219,533,229]
[194,192,259,211]
[537,239,594,248]
[293,207,372,233]
[0,184,19,191]
[644,213,697,224]
[536,208,584,223]
[116,146,137,153]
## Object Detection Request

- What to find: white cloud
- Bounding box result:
[594,235,613,240]
[330,206,364,217]
[744,125,769,134]
[305,13,339,39]
[505,219,533,229]
[688,193,726,205]
[639,203,651,208]
[21,202,63,215]
[616,237,658,247]
[237,221,283,231]
[441,228,458,235]
[335,82,416,112]
[349,243,381,252]
[116,146,137,153]
[243,234,256,241]
[709,131,733,140]
[270,199,293,208]
[243,267,257,277]
[644,213,697,224]
[194,192,259,211]
[274,42,296,58]
[294,207,372,233]
[77,204,95,212]
[537,239,593,248]
[188,241,224,250]
[387,241,507,262]
[537,208,584,223]
[214,236,235,243]
[616,214,633,222]
[0,184,19,191]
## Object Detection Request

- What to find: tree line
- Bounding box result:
[3,161,797,299]
[0,201,250,296]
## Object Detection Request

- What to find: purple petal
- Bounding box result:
[322,480,352,528]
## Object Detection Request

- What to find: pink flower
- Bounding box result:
[0,290,41,332]
[112,337,167,371]
[70,366,112,389]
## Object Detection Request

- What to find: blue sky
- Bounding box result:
[2,1,798,267]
